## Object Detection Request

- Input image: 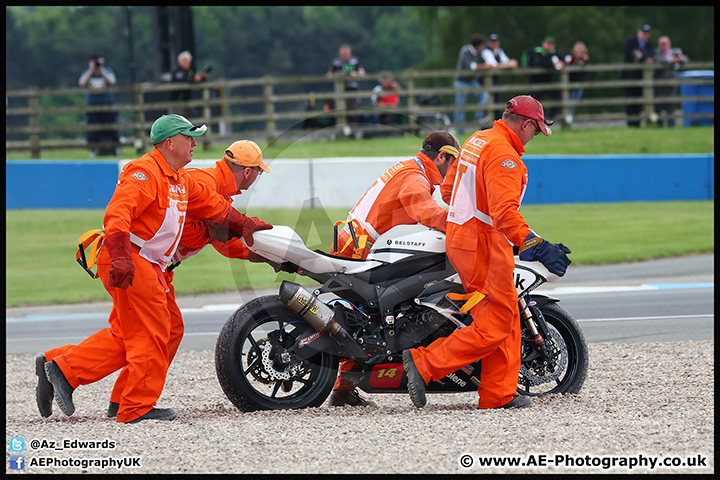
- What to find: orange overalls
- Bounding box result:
[331,153,448,390]
[96,159,252,410]
[330,153,447,259]
[172,160,252,262]
[409,120,533,409]
[45,149,232,423]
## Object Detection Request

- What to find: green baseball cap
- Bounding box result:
[150,114,208,144]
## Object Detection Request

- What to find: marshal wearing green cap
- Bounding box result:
[35,112,272,425]
[150,114,208,145]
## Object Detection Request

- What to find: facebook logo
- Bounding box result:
[9,436,25,452]
[9,455,25,470]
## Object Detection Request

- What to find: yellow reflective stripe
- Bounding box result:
[446,291,487,313]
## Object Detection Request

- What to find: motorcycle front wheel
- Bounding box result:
[215,295,339,412]
[518,301,589,396]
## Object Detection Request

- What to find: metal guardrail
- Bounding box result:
[5,62,714,157]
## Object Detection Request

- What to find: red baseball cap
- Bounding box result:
[504,95,553,136]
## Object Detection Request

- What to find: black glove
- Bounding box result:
[518,233,572,277]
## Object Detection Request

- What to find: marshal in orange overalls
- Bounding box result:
[101,158,255,410]
[331,152,449,391]
[173,159,253,262]
[408,120,533,409]
[45,148,233,423]
[330,152,448,259]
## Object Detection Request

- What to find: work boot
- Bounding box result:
[127,408,177,424]
[497,395,532,409]
[107,402,120,418]
[35,355,53,417]
[402,349,426,408]
[328,388,376,407]
[44,360,75,416]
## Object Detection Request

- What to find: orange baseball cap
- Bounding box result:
[504,95,553,136]
[223,140,271,172]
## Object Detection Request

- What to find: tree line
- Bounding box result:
[6,6,713,92]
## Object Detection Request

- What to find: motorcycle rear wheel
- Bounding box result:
[518,301,589,396]
[215,295,339,411]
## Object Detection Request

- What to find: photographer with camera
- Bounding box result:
[170,50,211,117]
[78,54,119,156]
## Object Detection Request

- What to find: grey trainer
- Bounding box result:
[127,408,177,424]
[35,355,53,417]
[498,395,532,409]
[44,360,75,416]
[328,388,377,407]
[403,349,427,408]
[107,402,120,418]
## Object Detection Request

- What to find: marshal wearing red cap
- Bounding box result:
[403,95,571,411]
[504,95,554,136]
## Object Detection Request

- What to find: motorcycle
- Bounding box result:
[215,224,588,411]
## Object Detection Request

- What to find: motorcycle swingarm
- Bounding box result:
[291,323,347,360]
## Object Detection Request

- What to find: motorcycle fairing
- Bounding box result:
[341,356,483,393]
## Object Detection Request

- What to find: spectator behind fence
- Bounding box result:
[78,54,119,157]
[368,71,402,126]
[327,43,366,126]
[481,34,519,120]
[653,35,688,128]
[454,34,493,133]
[170,51,210,117]
[563,41,590,125]
[621,24,654,127]
[522,36,564,120]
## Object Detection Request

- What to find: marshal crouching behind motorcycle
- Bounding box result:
[403,95,572,410]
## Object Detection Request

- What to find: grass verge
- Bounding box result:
[5,200,713,307]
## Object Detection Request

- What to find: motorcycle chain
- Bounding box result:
[519,328,567,386]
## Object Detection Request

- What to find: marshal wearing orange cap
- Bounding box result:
[175,139,272,262]
[403,96,571,411]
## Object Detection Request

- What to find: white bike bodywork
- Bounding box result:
[247,224,558,297]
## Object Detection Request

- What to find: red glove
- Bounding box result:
[247,251,268,263]
[225,209,273,247]
[104,231,135,289]
[247,251,296,274]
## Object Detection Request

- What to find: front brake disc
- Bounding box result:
[247,338,275,384]
[519,328,567,386]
